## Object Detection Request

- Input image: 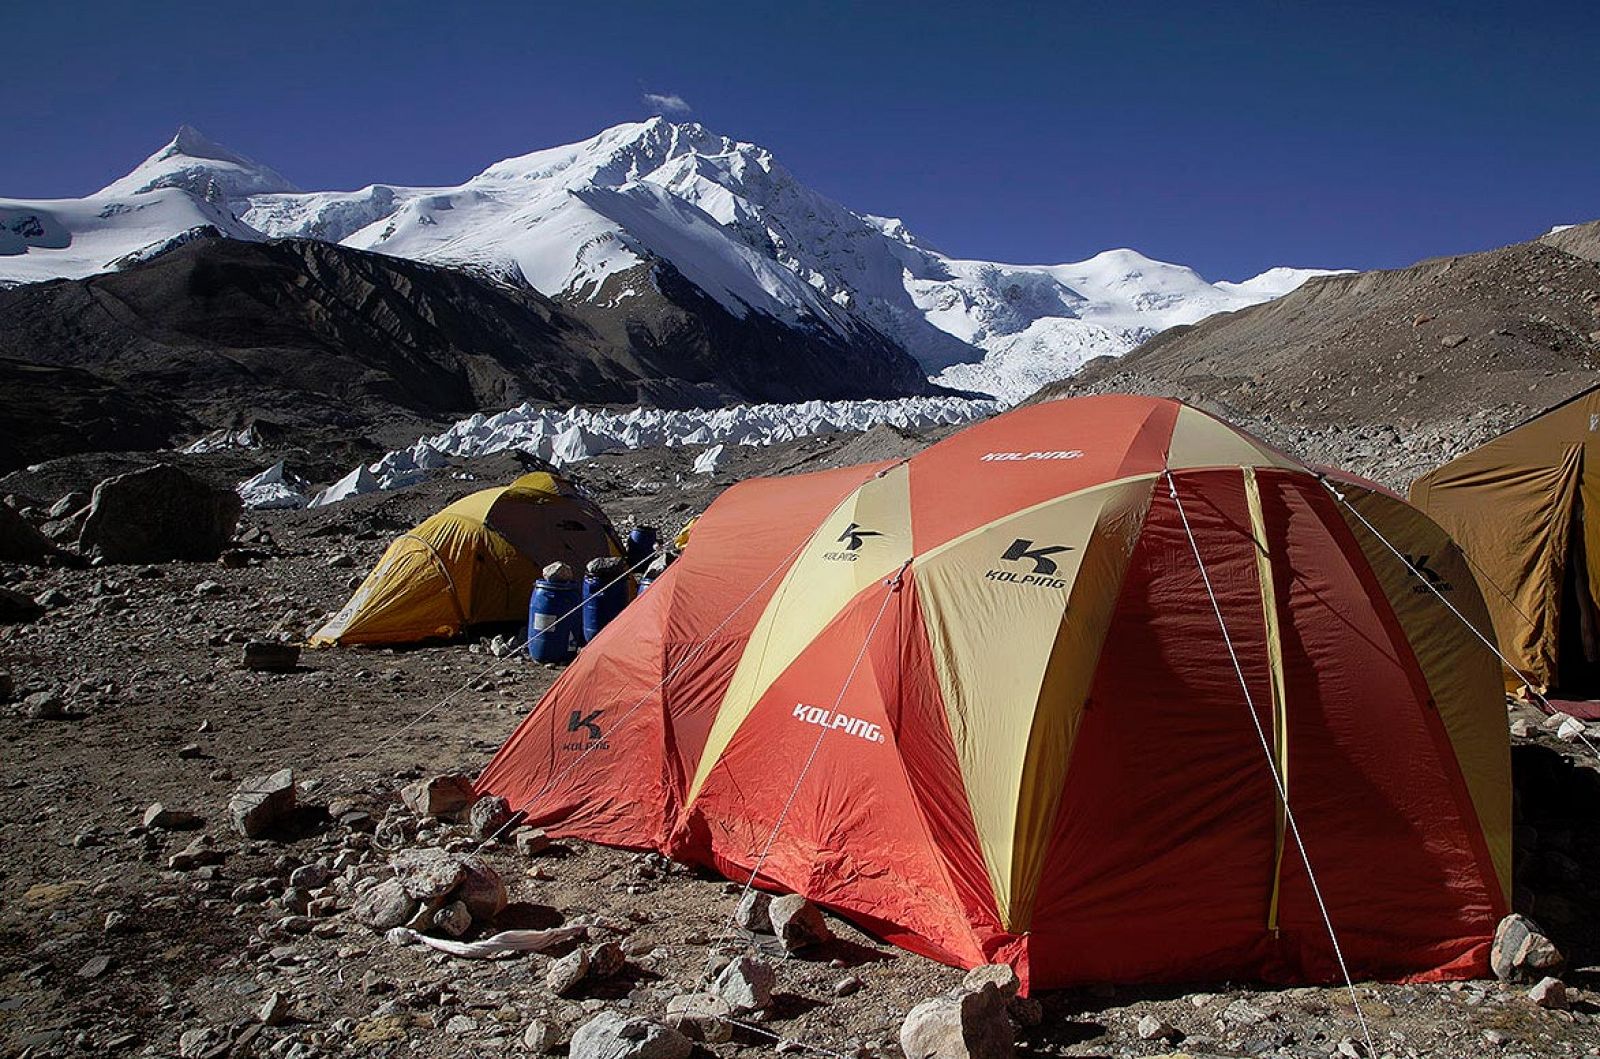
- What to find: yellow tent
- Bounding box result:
[310,472,619,646]
[1410,386,1600,693]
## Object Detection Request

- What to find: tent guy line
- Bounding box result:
[350,546,665,792]
[730,560,911,939]
[1167,469,1377,1059]
[1321,476,1600,762]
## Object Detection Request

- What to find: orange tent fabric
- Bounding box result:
[478,395,1509,989]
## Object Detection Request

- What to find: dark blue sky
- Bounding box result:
[5,1,1596,279]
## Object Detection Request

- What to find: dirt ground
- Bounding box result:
[3,432,1600,1059]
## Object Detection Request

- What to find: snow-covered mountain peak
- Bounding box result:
[99,125,300,200]
[5,119,1340,402]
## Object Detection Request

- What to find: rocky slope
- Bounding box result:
[1033,221,1600,487]
[0,235,933,473]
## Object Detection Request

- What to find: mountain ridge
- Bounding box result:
[1,119,1338,400]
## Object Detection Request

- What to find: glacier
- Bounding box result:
[281,396,1000,509]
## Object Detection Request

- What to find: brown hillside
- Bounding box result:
[1034,226,1600,487]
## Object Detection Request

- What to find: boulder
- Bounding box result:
[768,894,832,952]
[390,848,468,902]
[664,993,733,1043]
[47,492,87,520]
[712,954,775,1014]
[961,964,1020,1000]
[569,1013,691,1059]
[401,774,476,819]
[229,769,296,838]
[734,890,772,933]
[242,641,300,672]
[0,502,55,565]
[77,464,242,563]
[0,587,44,624]
[470,794,514,840]
[1491,914,1565,982]
[900,983,1014,1059]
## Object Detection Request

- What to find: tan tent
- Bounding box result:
[1410,386,1600,693]
[311,471,619,646]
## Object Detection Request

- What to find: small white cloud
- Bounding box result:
[642,91,692,115]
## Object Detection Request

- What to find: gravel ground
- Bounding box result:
[3,433,1600,1059]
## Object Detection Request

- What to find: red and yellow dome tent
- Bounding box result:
[477,395,1510,990]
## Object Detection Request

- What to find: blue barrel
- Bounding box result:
[528,579,581,663]
[636,576,654,595]
[582,573,631,643]
[626,526,658,568]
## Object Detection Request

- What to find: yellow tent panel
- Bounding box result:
[310,471,618,646]
[1410,386,1600,693]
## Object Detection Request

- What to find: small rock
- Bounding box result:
[434,901,473,938]
[179,1028,219,1058]
[401,774,476,819]
[288,863,332,889]
[470,794,515,840]
[76,954,112,978]
[259,991,292,1026]
[514,827,552,857]
[588,941,627,979]
[1528,976,1567,1009]
[23,691,64,719]
[195,579,225,596]
[1441,333,1469,348]
[142,802,202,830]
[712,954,776,1014]
[168,836,224,871]
[229,768,296,838]
[768,893,831,952]
[900,983,1014,1059]
[524,1018,562,1053]
[457,854,508,921]
[103,911,131,934]
[1136,1014,1177,1041]
[664,993,733,1043]
[569,1012,690,1059]
[1491,914,1565,982]
[547,947,591,996]
[1220,998,1268,1025]
[833,976,864,997]
[734,890,772,933]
